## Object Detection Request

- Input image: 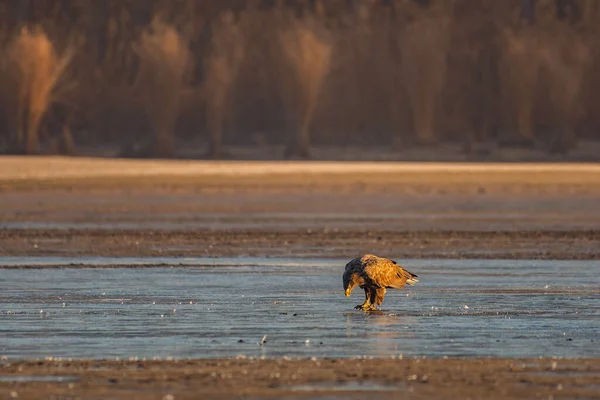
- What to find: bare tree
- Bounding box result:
[398,2,451,145]
[499,27,542,144]
[539,25,590,153]
[279,17,332,158]
[2,26,74,154]
[202,11,245,159]
[132,18,191,158]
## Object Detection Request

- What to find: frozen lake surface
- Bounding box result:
[1,257,598,360]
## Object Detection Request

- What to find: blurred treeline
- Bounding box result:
[0,0,599,158]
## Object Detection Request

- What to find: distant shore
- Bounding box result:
[1,156,599,193]
[1,156,599,260]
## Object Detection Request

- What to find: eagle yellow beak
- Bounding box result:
[345,289,350,297]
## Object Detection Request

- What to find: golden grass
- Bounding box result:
[132,18,191,157]
[1,26,73,154]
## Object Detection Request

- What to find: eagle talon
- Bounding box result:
[363,305,379,312]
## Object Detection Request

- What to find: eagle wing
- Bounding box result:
[362,255,418,289]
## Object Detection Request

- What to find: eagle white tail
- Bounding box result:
[405,270,419,286]
[406,276,419,285]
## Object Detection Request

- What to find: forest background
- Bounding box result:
[0,0,598,160]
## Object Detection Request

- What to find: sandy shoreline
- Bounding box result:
[1,229,599,260]
[2,357,599,399]
[2,156,600,179]
[1,158,600,259]
[1,156,600,194]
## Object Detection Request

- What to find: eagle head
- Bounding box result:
[343,270,359,297]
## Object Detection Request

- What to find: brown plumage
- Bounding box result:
[343,254,419,311]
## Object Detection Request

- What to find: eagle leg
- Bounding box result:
[363,287,384,311]
[355,287,372,310]
[373,288,386,307]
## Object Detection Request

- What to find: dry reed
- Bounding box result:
[1,26,73,154]
[132,18,191,158]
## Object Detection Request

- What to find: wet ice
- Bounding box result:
[0,257,599,360]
